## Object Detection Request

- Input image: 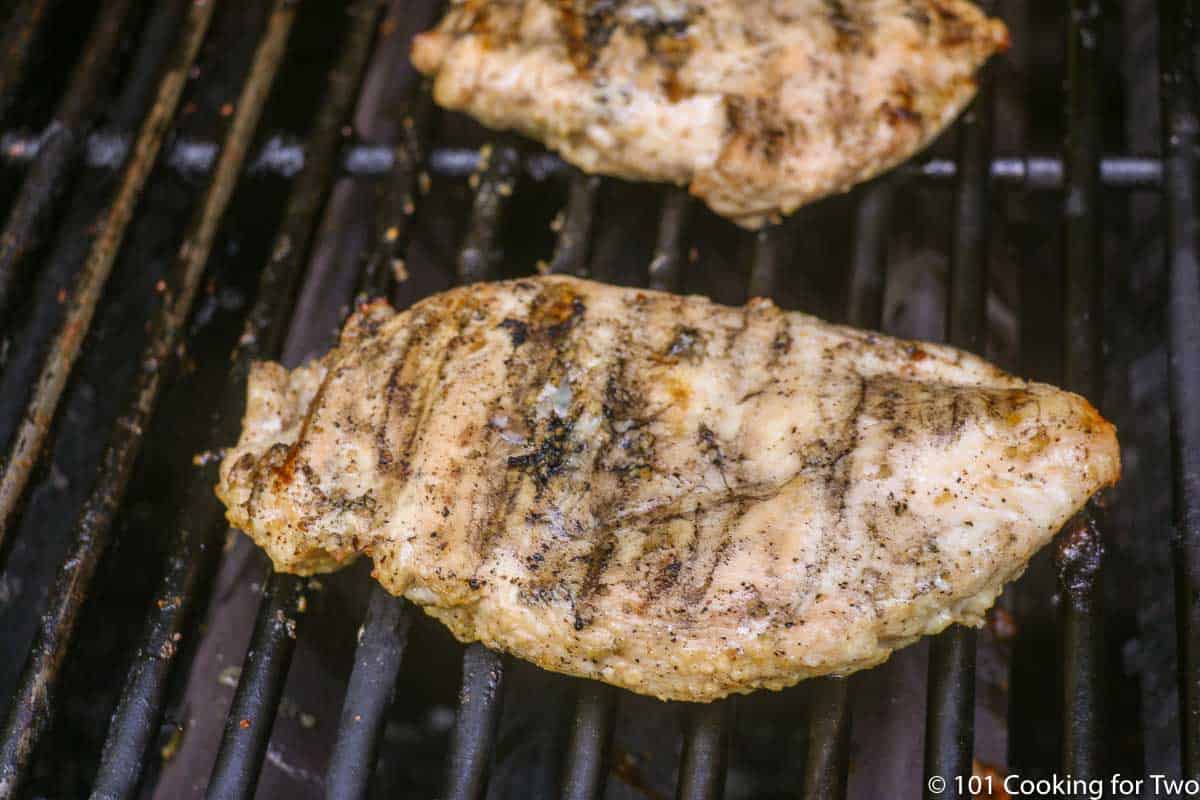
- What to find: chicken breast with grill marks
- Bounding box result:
[410,0,1009,228]
[216,276,1118,702]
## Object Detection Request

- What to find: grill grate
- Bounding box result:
[0,0,137,320]
[1161,0,1200,780]
[0,137,1170,189]
[0,0,56,123]
[161,4,388,796]
[0,1,1193,799]
[0,0,220,791]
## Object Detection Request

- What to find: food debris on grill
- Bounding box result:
[159,725,185,762]
[216,276,1118,701]
[410,0,1009,228]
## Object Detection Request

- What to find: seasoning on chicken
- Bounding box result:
[217,276,1118,702]
[410,0,1009,228]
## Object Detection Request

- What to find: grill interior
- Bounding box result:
[0,1,1195,798]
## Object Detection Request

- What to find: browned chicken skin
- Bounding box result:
[411,0,1009,227]
[217,277,1118,701]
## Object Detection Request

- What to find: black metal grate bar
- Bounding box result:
[422,152,1157,191]
[802,678,851,800]
[0,3,301,795]
[0,132,1168,190]
[1161,0,1200,778]
[425,152,1162,190]
[0,0,137,324]
[0,0,55,124]
[206,574,307,800]
[1061,4,1104,403]
[647,189,690,292]
[946,97,994,354]
[324,587,413,799]
[431,152,1161,190]
[845,180,894,330]
[201,4,390,797]
[322,83,438,800]
[444,644,507,800]
[561,682,617,800]
[547,170,601,277]
[355,85,435,307]
[911,155,1160,190]
[457,143,521,285]
[677,702,731,800]
[1056,0,1106,781]
[922,23,995,797]
[91,495,222,797]
[0,0,217,555]
[923,629,978,800]
[747,225,783,300]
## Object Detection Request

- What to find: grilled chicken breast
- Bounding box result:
[410,0,1009,228]
[217,277,1118,701]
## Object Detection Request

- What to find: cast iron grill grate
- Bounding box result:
[0,1,1192,799]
